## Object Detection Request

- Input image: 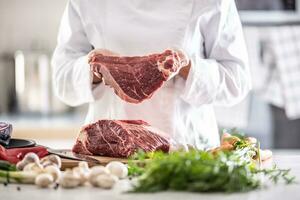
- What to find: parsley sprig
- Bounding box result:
[128,133,295,193]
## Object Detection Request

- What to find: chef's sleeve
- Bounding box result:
[181,0,251,107]
[51,0,105,106]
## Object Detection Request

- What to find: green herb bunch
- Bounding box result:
[128,134,295,193]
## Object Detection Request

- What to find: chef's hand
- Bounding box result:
[88,49,119,84]
[173,49,190,80]
[179,62,191,80]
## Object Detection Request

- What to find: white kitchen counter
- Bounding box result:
[1,150,300,200]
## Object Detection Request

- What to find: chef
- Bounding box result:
[52,0,251,150]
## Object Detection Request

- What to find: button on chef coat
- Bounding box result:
[52,0,251,150]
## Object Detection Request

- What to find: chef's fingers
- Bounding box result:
[105,50,120,56]
[177,50,189,67]
[90,63,100,72]
[92,73,103,84]
[88,51,97,63]
[178,63,191,80]
[88,49,120,63]
[260,149,273,161]
[96,49,119,56]
[90,63,103,84]
[93,72,102,80]
[168,47,189,67]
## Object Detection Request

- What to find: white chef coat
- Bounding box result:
[52,0,251,150]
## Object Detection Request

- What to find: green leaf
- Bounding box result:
[128,131,295,193]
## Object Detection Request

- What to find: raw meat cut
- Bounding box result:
[72,120,170,158]
[89,49,188,103]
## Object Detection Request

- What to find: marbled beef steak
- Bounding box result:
[89,49,187,103]
[72,120,170,158]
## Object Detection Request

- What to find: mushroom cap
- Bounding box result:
[106,161,128,179]
[35,173,54,188]
[44,165,61,181]
[59,169,81,188]
[95,173,118,189]
[88,166,109,186]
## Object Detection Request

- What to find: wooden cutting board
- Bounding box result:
[61,155,129,170]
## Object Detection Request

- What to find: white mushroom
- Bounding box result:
[78,161,89,171]
[40,160,53,168]
[35,173,54,188]
[95,173,118,189]
[73,162,90,185]
[88,166,109,186]
[106,161,128,179]
[59,169,81,188]
[24,153,40,163]
[16,161,25,171]
[73,167,84,185]
[23,162,44,173]
[40,155,62,169]
[16,153,40,170]
[44,165,61,182]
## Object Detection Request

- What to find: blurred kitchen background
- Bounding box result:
[0,0,299,149]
